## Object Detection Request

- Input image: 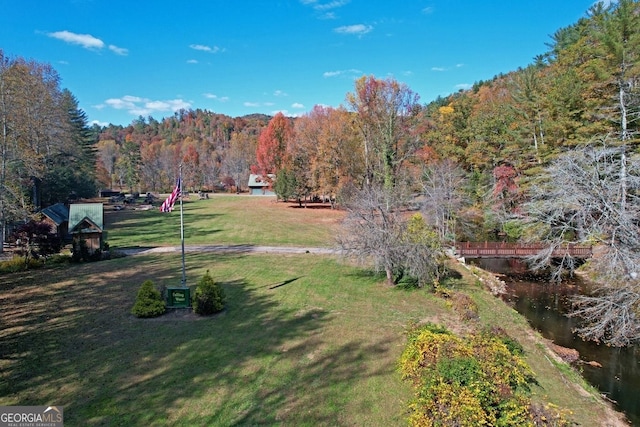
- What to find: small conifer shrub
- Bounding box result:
[131,280,166,318]
[192,270,226,315]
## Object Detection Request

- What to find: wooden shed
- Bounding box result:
[40,203,69,240]
[69,203,104,253]
[248,174,276,196]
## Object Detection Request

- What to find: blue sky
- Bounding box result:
[1,0,598,127]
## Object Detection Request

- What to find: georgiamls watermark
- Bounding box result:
[0,406,63,427]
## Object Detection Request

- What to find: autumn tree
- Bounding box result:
[255,112,293,177]
[0,51,27,251]
[293,105,364,205]
[347,76,422,190]
[1,52,93,250]
[508,65,546,163]
[140,139,174,191]
[222,131,256,192]
[465,82,518,170]
[180,140,203,191]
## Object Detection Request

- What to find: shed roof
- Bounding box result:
[69,203,104,232]
[41,203,69,225]
[248,174,275,187]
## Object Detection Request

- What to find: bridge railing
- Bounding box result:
[455,242,592,258]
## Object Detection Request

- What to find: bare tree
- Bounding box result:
[337,184,443,287]
[523,137,640,345]
[420,159,467,243]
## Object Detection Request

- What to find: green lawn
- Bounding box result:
[104,195,342,249]
[0,196,624,426]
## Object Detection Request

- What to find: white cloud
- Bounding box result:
[274,90,288,97]
[189,44,221,53]
[271,109,302,117]
[244,102,261,107]
[108,44,128,56]
[432,64,464,72]
[187,59,199,64]
[323,68,362,78]
[48,30,104,49]
[301,0,349,19]
[292,102,305,109]
[421,7,434,14]
[103,95,191,117]
[47,30,128,55]
[204,93,229,102]
[90,119,109,127]
[323,70,341,77]
[314,0,350,11]
[334,24,373,35]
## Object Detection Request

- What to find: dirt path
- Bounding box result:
[119,244,339,256]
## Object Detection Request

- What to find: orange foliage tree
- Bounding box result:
[255,112,293,177]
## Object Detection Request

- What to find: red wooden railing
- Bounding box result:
[455,242,592,258]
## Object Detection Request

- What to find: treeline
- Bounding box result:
[95,111,270,194]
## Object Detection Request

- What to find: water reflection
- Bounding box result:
[469,258,640,426]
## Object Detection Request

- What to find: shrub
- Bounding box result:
[131,280,166,318]
[399,324,570,426]
[10,220,62,265]
[192,270,226,315]
[0,256,42,273]
[71,239,90,262]
[48,253,72,265]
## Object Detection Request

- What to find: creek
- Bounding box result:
[470,258,640,426]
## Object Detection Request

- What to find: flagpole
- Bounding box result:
[179,164,186,287]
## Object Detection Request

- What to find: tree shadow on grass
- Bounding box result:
[0,254,397,426]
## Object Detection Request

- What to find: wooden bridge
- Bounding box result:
[455,242,592,259]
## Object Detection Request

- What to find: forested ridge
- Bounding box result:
[2,1,640,344]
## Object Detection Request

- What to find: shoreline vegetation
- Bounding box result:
[0,196,629,426]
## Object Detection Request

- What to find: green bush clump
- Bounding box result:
[192,270,226,315]
[131,280,166,318]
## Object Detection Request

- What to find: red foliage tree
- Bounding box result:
[255,112,293,176]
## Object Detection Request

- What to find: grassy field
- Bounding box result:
[104,195,342,249]
[0,195,626,426]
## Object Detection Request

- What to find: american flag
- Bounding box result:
[160,178,181,212]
